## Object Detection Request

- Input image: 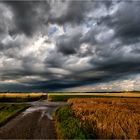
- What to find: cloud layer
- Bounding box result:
[0,0,140,92]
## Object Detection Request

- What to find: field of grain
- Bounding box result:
[67,98,140,139]
[0,93,47,102]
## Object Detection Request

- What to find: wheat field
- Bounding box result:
[68,98,140,139]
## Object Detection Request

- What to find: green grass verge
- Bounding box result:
[0,104,29,126]
[48,94,123,101]
[48,93,140,102]
[54,105,88,139]
[48,94,104,101]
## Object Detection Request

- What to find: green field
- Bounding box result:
[0,104,29,126]
[48,92,140,101]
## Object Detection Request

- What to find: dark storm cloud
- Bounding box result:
[0,39,20,51]
[81,27,99,45]
[86,1,140,81]
[113,1,140,39]
[48,0,90,25]
[5,1,50,36]
[48,0,114,25]
[56,32,82,55]
[45,51,67,67]
[1,0,140,92]
[102,1,140,44]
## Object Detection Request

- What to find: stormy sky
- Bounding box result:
[0,0,140,92]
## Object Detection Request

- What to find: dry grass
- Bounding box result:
[0,93,46,98]
[68,98,140,139]
[0,93,47,102]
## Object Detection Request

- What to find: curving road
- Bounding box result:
[0,100,68,139]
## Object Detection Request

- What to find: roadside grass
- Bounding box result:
[0,93,47,102]
[48,92,140,101]
[54,105,88,139]
[0,104,29,126]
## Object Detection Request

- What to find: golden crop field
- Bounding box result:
[68,98,140,139]
[0,93,46,98]
[0,93,47,102]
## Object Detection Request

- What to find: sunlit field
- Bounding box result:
[0,93,47,102]
[55,98,140,139]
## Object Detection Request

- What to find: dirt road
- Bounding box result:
[0,101,67,139]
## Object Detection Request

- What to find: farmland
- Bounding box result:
[0,93,47,102]
[0,104,29,126]
[0,93,140,139]
[48,92,140,101]
[55,98,140,139]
